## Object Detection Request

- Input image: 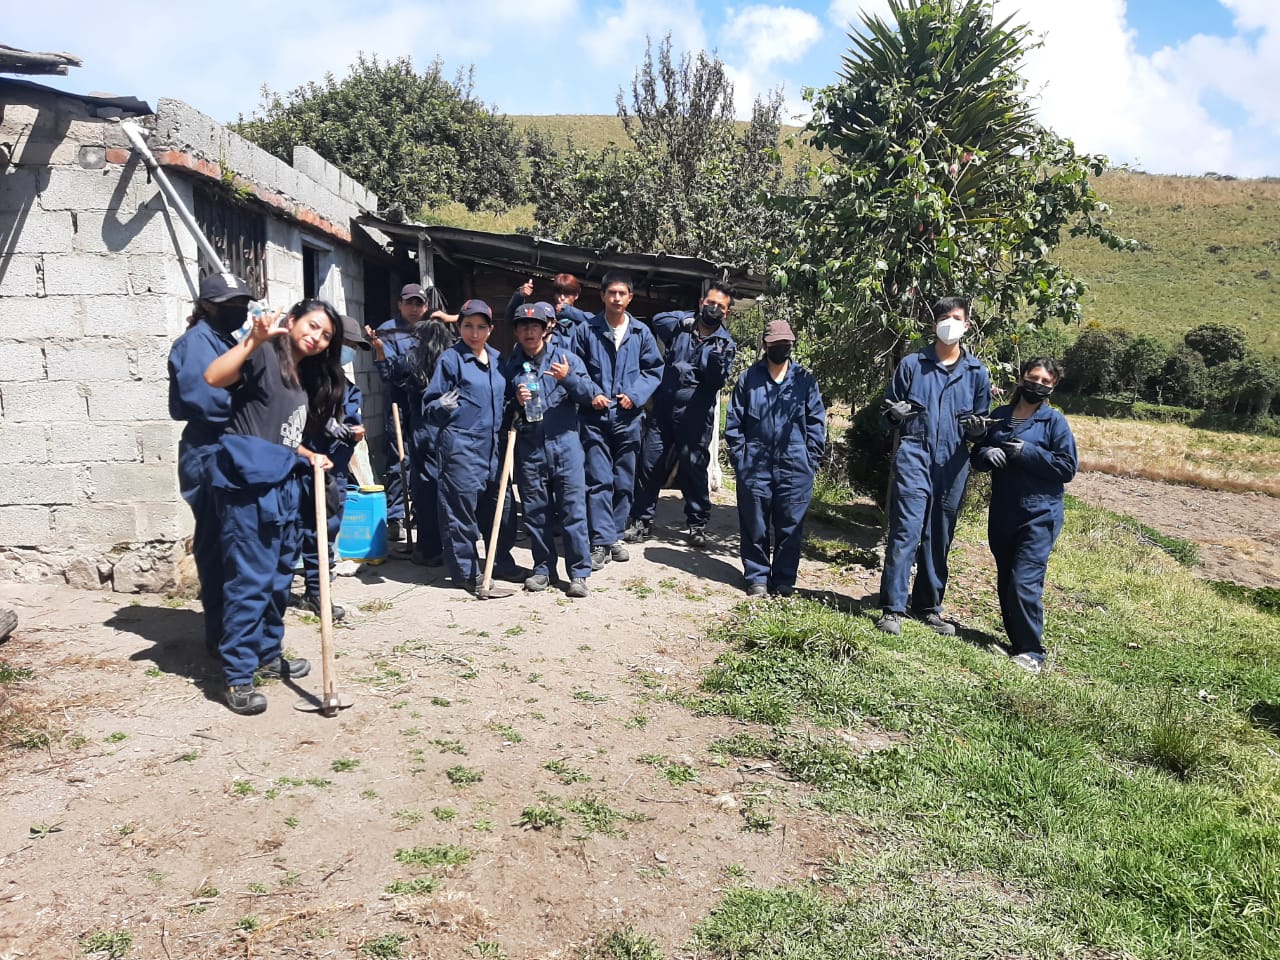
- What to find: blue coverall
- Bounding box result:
[571,314,665,548]
[970,402,1078,655]
[167,319,235,656]
[725,360,827,592]
[300,379,363,596]
[503,343,596,581]
[423,342,516,586]
[879,346,991,615]
[373,319,417,523]
[631,312,737,528]
[506,290,589,348]
[409,399,444,563]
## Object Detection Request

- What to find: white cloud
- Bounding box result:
[827,0,894,32]
[576,0,708,69]
[726,5,822,65]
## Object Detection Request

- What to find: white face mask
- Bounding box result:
[936,317,966,345]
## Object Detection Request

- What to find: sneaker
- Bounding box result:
[566,578,589,598]
[590,546,610,571]
[875,612,902,635]
[623,520,651,544]
[609,542,630,563]
[225,684,267,715]
[1010,652,1045,675]
[295,594,346,623]
[256,656,312,681]
[745,583,768,597]
[915,612,956,636]
[524,573,551,592]
[688,525,708,549]
[387,519,404,542]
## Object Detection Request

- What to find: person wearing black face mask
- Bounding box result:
[970,357,1078,674]
[626,281,738,547]
[167,272,255,660]
[725,320,826,596]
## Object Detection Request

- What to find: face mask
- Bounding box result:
[700,303,725,328]
[1019,380,1054,402]
[936,317,966,345]
[212,303,248,334]
[340,346,356,366]
[766,343,792,365]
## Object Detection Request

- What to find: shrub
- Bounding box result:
[1063,326,1132,395]
[1158,347,1209,407]
[1183,322,1247,368]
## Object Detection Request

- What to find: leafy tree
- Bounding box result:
[1183,322,1247,368]
[1210,354,1280,416]
[1118,335,1170,401]
[770,0,1135,401]
[1159,347,1208,408]
[233,54,524,214]
[1062,327,1131,396]
[527,37,804,271]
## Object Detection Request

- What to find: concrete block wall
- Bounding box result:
[0,83,384,591]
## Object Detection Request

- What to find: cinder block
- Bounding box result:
[90,462,179,502]
[0,506,53,547]
[154,98,222,160]
[0,423,49,463]
[0,169,44,212]
[9,211,74,253]
[3,464,77,504]
[138,421,180,463]
[73,206,173,255]
[0,343,46,382]
[47,422,141,462]
[0,295,85,339]
[1,380,88,422]
[0,255,40,296]
[38,167,124,212]
[85,380,167,422]
[44,341,133,381]
[135,500,186,540]
[51,504,139,543]
[42,253,131,295]
[132,337,173,381]
[81,294,187,338]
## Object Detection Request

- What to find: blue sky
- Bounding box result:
[7,0,1278,176]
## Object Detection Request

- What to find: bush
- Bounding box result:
[1117,335,1170,401]
[1208,354,1280,416]
[1184,322,1247,368]
[1062,326,1132,395]
[1158,347,1209,407]
[845,391,893,509]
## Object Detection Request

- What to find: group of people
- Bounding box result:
[168,268,1075,717]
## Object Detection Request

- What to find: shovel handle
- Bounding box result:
[479,426,518,595]
[313,459,336,703]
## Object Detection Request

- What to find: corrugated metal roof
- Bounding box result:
[0,76,152,115]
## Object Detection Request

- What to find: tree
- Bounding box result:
[1183,322,1247,368]
[1159,347,1208,408]
[1062,327,1131,396]
[527,37,805,271]
[1118,335,1170,401]
[233,54,524,214]
[770,0,1135,401]
[1210,354,1280,416]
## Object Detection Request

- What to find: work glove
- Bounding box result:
[959,414,989,441]
[979,446,1007,469]
[1000,439,1024,459]
[324,417,356,443]
[678,315,697,334]
[438,388,460,411]
[881,399,917,425]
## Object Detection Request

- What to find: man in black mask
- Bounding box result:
[168,272,254,659]
[626,281,738,547]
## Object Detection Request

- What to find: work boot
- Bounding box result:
[688,525,708,549]
[590,546,610,571]
[623,520,651,544]
[294,594,346,623]
[609,542,630,563]
[745,583,768,597]
[915,612,956,636]
[225,684,267,715]
[387,519,404,542]
[566,578,589,599]
[875,612,902,636]
[524,573,551,592]
[256,656,312,681]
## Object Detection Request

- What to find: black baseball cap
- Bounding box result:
[400,283,428,302]
[199,272,252,303]
[513,301,555,326]
[459,298,494,321]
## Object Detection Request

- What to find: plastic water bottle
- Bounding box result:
[521,362,545,422]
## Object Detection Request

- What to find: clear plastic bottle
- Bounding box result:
[521,362,545,422]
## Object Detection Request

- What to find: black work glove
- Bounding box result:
[1001,439,1024,459]
[325,417,356,443]
[979,446,1007,469]
[880,399,917,425]
[959,414,989,441]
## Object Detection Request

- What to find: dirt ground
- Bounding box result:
[0,494,886,960]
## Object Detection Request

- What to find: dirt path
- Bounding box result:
[0,494,884,960]
[1070,471,1280,589]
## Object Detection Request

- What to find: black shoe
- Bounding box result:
[225,684,267,715]
[772,585,795,597]
[623,520,651,544]
[609,542,630,563]
[524,573,551,592]
[876,612,902,635]
[566,578,589,598]
[493,565,529,583]
[914,612,956,636]
[590,546,610,571]
[745,583,768,597]
[256,656,311,681]
[295,594,346,622]
[387,519,404,542]
[688,525,708,549]
[410,551,443,567]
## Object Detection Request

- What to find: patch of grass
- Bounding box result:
[247,882,267,894]
[516,804,565,830]
[283,817,299,829]
[581,926,665,960]
[474,941,508,960]
[331,758,361,773]
[358,599,393,613]
[144,666,161,678]
[177,750,199,762]
[430,696,452,707]
[394,844,473,870]
[385,876,437,895]
[104,731,127,744]
[431,737,467,754]
[573,688,609,704]
[544,758,592,784]
[624,713,649,730]
[432,806,458,821]
[236,916,259,932]
[446,765,484,786]
[275,776,332,789]
[564,796,647,838]
[79,929,133,958]
[472,818,494,832]
[488,721,523,744]
[1206,580,1280,616]
[623,577,655,600]
[392,809,424,829]
[361,933,410,958]
[231,780,256,797]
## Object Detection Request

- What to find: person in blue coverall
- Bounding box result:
[204,300,346,715]
[505,302,596,597]
[422,300,519,592]
[505,273,592,348]
[725,319,826,596]
[627,281,738,547]
[168,272,252,658]
[570,272,665,570]
[296,315,370,620]
[970,358,1078,674]
[366,283,433,542]
[405,318,458,567]
[876,297,991,637]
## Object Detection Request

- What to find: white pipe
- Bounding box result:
[118,120,226,272]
